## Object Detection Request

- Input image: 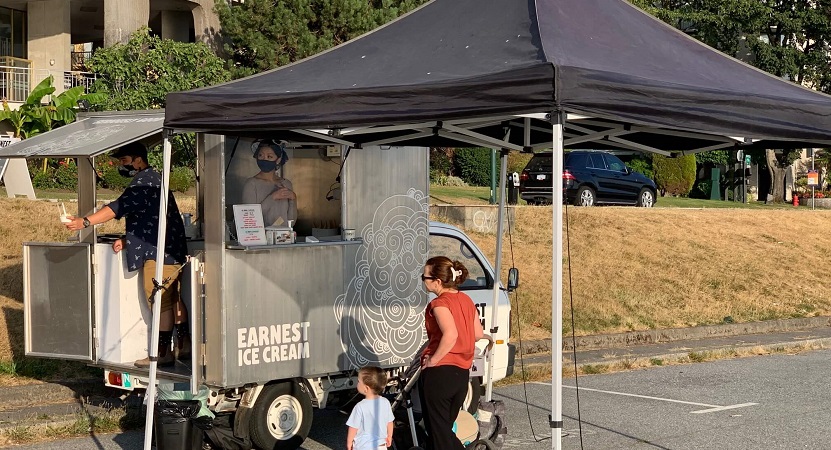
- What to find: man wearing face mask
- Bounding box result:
[64,141,190,368]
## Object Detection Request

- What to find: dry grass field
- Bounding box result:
[0,196,827,380]
[454,206,831,341]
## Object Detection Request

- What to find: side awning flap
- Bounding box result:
[0,110,165,159]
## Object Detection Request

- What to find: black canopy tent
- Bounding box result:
[166,0,831,147]
[160,0,831,449]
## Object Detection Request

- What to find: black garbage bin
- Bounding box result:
[154,399,204,450]
[507,185,519,205]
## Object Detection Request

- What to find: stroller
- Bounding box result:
[388,338,501,450]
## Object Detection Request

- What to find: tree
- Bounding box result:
[87,28,231,167]
[214,0,425,79]
[87,27,230,110]
[629,0,831,201]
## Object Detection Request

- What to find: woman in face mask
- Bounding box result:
[241,140,297,227]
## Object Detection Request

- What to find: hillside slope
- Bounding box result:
[449,206,831,340]
[0,198,827,362]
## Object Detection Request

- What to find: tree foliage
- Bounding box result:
[454,147,492,186]
[652,153,696,196]
[87,27,230,110]
[86,28,229,169]
[630,0,830,200]
[214,0,426,78]
[629,0,831,92]
[694,149,729,166]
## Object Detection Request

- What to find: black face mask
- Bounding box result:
[256,159,278,173]
[118,162,137,178]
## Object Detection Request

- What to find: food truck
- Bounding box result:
[6,109,516,449]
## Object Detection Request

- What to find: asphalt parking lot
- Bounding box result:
[14,348,831,449]
[499,350,831,449]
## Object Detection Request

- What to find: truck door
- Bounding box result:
[428,233,492,327]
[24,243,94,361]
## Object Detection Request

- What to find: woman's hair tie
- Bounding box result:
[451,267,462,281]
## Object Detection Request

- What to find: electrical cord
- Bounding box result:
[564,199,585,449]
[505,201,549,443]
[507,197,583,449]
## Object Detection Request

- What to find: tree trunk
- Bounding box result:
[766,149,787,203]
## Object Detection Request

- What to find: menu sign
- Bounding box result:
[232,204,267,246]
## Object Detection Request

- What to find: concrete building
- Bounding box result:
[0,0,221,101]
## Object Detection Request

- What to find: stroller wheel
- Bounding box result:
[465,438,497,450]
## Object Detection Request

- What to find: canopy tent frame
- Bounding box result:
[156,1,831,449]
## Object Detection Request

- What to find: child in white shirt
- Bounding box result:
[346,366,395,450]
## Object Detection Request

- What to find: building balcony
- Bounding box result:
[0,56,99,104]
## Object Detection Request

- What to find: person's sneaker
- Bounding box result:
[176,334,192,361]
[135,350,175,368]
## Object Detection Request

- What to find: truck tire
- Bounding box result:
[463,377,482,414]
[249,381,313,450]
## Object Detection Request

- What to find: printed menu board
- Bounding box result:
[232,204,267,246]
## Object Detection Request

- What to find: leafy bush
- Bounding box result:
[652,154,696,196]
[169,166,196,193]
[433,175,467,187]
[692,179,713,199]
[508,152,533,175]
[625,156,653,180]
[695,150,729,166]
[30,160,78,190]
[453,147,492,186]
[96,160,132,190]
[430,148,454,181]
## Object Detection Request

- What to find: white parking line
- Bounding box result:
[533,382,757,414]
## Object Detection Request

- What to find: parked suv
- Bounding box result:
[519,151,657,207]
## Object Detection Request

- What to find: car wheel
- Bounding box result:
[637,188,654,207]
[574,186,595,206]
[249,381,313,450]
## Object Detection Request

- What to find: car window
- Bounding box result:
[587,153,604,169]
[525,155,552,172]
[603,154,627,172]
[566,153,587,169]
[429,234,489,288]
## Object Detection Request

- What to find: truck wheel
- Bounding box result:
[463,377,482,414]
[249,381,313,450]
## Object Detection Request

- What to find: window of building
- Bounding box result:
[0,7,27,59]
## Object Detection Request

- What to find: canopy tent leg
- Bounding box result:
[485,138,510,402]
[550,110,565,450]
[143,131,174,450]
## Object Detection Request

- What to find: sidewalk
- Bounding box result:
[516,316,831,368]
[2,317,831,434]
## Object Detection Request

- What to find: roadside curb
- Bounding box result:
[568,336,831,369]
[517,316,831,355]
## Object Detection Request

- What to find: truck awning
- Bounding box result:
[0,110,164,159]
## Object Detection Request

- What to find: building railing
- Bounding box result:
[0,63,99,103]
[63,71,98,92]
[0,65,31,102]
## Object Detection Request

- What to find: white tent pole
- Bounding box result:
[143,130,173,450]
[550,110,565,450]
[485,144,509,402]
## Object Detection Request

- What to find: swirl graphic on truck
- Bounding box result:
[334,189,429,368]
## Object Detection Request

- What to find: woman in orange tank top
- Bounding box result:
[419,256,484,450]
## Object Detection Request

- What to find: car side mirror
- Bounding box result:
[506,268,519,292]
